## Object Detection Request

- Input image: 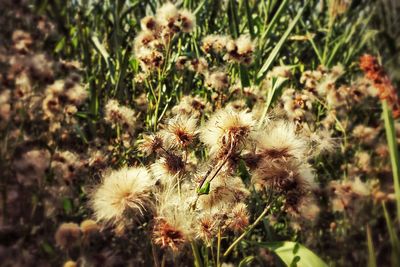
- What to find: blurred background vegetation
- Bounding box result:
[1,0,399,266]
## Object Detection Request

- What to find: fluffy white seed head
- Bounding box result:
[91,167,154,231]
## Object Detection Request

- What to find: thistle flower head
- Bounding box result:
[188,57,209,74]
[196,212,220,243]
[139,134,164,156]
[201,35,230,53]
[171,95,208,117]
[156,2,179,27]
[91,167,154,232]
[51,150,82,185]
[200,107,255,158]
[161,114,198,149]
[140,16,159,32]
[226,203,249,232]
[153,186,196,250]
[256,120,309,160]
[104,99,137,131]
[151,153,186,184]
[178,9,196,33]
[205,71,229,91]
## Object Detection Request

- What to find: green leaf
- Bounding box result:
[239,256,256,267]
[63,198,73,214]
[256,241,328,267]
[257,1,309,79]
[41,241,54,255]
[196,181,210,195]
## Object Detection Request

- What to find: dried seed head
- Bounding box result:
[161,114,198,149]
[200,106,255,158]
[151,153,185,184]
[91,167,154,232]
[134,31,156,54]
[205,71,229,91]
[12,30,32,53]
[13,148,50,186]
[51,150,82,185]
[176,56,188,70]
[80,219,100,236]
[105,99,137,131]
[196,214,219,243]
[256,120,309,161]
[139,134,164,156]
[141,16,159,31]
[179,9,196,33]
[201,35,230,53]
[153,218,186,251]
[55,222,81,250]
[188,57,209,74]
[227,203,249,232]
[198,175,250,210]
[156,2,179,27]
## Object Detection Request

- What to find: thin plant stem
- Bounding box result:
[223,203,271,257]
[217,227,222,267]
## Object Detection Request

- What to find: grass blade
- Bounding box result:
[382,100,400,223]
[382,202,400,265]
[257,1,309,79]
[366,225,377,267]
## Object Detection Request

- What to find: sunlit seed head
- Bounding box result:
[235,35,254,56]
[196,213,219,243]
[156,2,179,27]
[200,106,255,158]
[256,120,309,160]
[188,57,209,74]
[162,114,198,149]
[141,16,159,31]
[179,9,196,33]
[198,175,250,210]
[91,167,154,232]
